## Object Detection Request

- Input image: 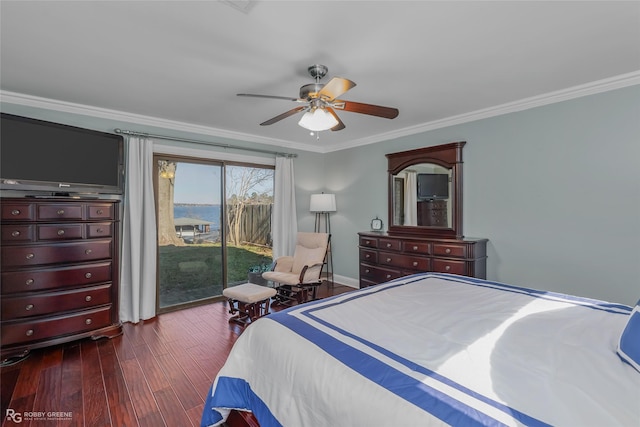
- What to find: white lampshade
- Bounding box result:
[298,108,339,131]
[310,193,337,213]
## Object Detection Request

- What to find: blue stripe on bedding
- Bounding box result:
[389,273,632,314]
[201,377,281,427]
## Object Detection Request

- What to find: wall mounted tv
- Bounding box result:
[417,173,449,200]
[1,113,124,195]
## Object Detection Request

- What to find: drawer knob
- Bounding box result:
[96,209,103,215]
[96,228,104,233]
[25,278,34,285]
[25,304,34,311]
[57,209,65,215]
[11,209,21,216]
[57,229,65,236]
[365,254,370,258]
[413,261,418,267]
[365,269,370,273]
[11,230,20,237]
[365,240,370,244]
[25,253,35,260]
[386,258,392,262]
[85,295,92,302]
[386,274,392,278]
[85,272,92,279]
[25,329,34,336]
[445,248,451,254]
[85,249,92,255]
[445,265,451,271]
[386,243,392,248]
[413,246,418,251]
[85,318,92,325]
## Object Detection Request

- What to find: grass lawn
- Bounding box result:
[158,242,272,308]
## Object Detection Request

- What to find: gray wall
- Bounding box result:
[325,85,640,304]
[3,85,639,304]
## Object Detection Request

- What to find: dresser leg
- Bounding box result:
[1,350,30,367]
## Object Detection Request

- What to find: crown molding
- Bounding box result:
[325,70,640,153]
[2,70,638,155]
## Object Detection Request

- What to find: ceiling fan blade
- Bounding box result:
[238,93,304,102]
[332,100,399,119]
[260,106,306,126]
[317,77,356,102]
[326,108,345,131]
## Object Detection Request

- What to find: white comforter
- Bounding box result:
[202,273,640,427]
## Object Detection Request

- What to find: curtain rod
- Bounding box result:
[114,128,297,158]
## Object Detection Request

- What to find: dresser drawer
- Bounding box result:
[1,284,112,320]
[1,240,112,267]
[1,225,34,242]
[38,204,83,220]
[378,251,430,271]
[1,202,34,221]
[433,243,468,258]
[360,263,403,283]
[359,248,378,264]
[87,222,113,238]
[87,204,115,220]
[379,238,402,252]
[402,241,431,255]
[37,224,84,241]
[0,306,112,346]
[1,261,112,294]
[432,258,467,275]
[359,236,378,248]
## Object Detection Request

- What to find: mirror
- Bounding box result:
[386,142,465,239]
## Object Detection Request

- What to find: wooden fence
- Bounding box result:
[227,203,272,246]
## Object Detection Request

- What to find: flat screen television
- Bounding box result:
[417,173,449,200]
[1,113,124,195]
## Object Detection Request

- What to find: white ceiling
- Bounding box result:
[1,1,639,153]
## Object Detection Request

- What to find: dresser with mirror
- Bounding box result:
[358,142,488,288]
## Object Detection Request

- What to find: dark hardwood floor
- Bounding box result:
[1,282,354,427]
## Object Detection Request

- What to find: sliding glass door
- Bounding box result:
[156,158,223,311]
[155,155,274,312]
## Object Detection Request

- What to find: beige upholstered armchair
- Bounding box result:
[262,232,330,304]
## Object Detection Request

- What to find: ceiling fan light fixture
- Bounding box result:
[298,108,338,131]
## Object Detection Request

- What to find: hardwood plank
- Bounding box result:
[119,358,162,422]
[30,364,62,427]
[97,340,139,427]
[152,387,193,427]
[154,353,203,410]
[80,341,111,427]
[57,344,83,427]
[130,343,170,392]
[0,366,20,419]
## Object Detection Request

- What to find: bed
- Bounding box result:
[201,273,640,426]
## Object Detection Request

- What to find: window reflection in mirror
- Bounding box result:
[392,164,452,227]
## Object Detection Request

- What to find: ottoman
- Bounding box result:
[222,283,277,325]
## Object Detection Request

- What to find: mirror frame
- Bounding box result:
[386,141,466,239]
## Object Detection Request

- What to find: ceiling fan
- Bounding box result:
[237,64,399,132]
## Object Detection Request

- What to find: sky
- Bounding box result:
[172,162,273,205]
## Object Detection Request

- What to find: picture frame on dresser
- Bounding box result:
[359,142,488,288]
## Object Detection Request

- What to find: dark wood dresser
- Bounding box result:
[1,197,122,363]
[358,232,487,288]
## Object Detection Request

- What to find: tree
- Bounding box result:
[226,166,274,246]
[157,160,185,246]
